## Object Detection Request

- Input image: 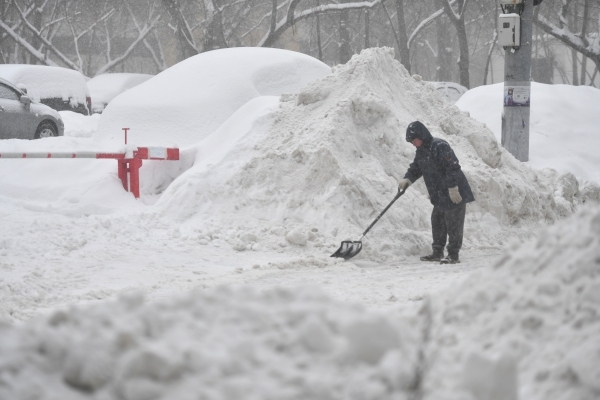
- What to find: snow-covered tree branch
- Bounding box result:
[439,0,470,87]
[258,0,383,47]
[0,0,167,76]
[534,0,600,72]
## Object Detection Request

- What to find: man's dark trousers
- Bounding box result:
[431,203,466,257]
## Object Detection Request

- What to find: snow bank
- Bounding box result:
[0,137,138,211]
[0,64,89,105]
[94,48,331,147]
[59,111,101,137]
[0,286,419,400]
[456,82,600,184]
[423,204,600,400]
[156,48,598,261]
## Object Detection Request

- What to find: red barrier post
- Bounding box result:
[129,158,143,199]
[0,146,179,199]
[118,159,128,191]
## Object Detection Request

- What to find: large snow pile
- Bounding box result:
[94,48,331,147]
[0,64,89,105]
[456,82,600,184]
[0,286,419,400]
[156,48,599,260]
[423,204,600,400]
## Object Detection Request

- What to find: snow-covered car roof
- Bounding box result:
[0,64,89,105]
[94,47,332,147]
[429,81,468,104]
[87,73,154,112]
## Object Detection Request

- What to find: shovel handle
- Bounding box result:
[359,188,406,238]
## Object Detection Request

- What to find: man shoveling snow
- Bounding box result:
[398,121,475,264]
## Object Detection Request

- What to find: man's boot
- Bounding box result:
[440,254,460,264]
[420,248,444,262]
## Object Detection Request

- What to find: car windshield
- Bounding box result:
[0,83,20,101]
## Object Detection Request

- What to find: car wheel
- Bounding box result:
[34,121,58,139]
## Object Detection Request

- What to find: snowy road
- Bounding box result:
[208,249,500,310]
[1,191,500,322]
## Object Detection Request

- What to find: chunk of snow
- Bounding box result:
[424,206,600,399]
[0,286,419,400]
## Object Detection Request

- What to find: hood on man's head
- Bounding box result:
[406,121,433,143]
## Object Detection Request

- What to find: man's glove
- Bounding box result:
[449,186,462,204]
[398,178,412,191]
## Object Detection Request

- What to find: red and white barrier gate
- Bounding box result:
[0,146,180,199]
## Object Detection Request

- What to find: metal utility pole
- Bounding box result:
[499,0,534,162]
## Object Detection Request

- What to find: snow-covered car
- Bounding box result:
[87,73,153,113]
[0,64,91,115]
[0,77,64,139]
[95,47,332,147]
[429,81,468,104]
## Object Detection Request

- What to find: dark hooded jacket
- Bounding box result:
[404,121,475,211]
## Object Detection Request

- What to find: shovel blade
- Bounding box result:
[330,241,363,260]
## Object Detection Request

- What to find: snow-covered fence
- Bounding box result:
[0,147,179,199]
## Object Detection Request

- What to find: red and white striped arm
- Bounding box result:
[0,147,179,160]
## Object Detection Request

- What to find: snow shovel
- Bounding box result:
[331,188,406,260]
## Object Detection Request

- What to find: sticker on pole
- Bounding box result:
[504,82,530,107]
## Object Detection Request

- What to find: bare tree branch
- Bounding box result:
[238,0,291,41]
[407,1,456,50]
[162,0,198,57]
[94,15,161,75]
[258,0,383,47]
[0,17,59,66]
[0,0,37,43]
[534,2,600,68]
[124,0,167,71]
[381,1,401,52]
[439,0,470,87]
[11,0,80,70]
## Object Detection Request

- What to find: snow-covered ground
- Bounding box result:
[0,48,599,400]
